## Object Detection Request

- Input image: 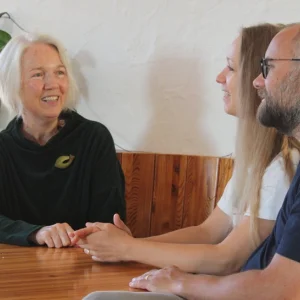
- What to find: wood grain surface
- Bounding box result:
[117,153,233,237]
[0,244,151,300]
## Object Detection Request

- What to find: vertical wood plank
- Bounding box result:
[121,153,155,238]
[215,158,234,205]
[182,156,219,227]
[150,154,187,236]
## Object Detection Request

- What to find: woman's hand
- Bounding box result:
[113,213,133,236]
[70,213,132,245]
[29,223,74,248]
[73,221,134,262]
[129,266,186,294]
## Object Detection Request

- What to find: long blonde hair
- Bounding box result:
[234,23,299,246]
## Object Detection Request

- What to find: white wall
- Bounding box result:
[0,0,299,156]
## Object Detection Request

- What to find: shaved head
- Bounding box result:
[275,24,300,57]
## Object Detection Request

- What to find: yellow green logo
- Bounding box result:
[55,155,75,169]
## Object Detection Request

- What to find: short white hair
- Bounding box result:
[0,33,79,116]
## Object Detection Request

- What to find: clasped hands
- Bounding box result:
[69,213,134,262]
[29,214,187,294]
[28,213,132,254]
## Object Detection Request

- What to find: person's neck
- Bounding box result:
[21,114,60,146]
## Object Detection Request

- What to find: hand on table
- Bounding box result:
[129,266,186,294]
[70,213,132,245]
[70,214,134,262]
[29,223,74,248]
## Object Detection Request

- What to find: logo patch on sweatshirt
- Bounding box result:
[54,155,75,169]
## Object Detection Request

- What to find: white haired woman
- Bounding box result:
[0,33,125,248]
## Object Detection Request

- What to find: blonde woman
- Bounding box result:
[72,23,299,277]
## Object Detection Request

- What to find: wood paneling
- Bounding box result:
[215,157,234,205]
[117,152,233,237]
[182,156,219,227]
[120,153,155,238]
[150,155,187,236]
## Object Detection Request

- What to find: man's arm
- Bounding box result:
[175,254,300,299]
[130,254,300,300]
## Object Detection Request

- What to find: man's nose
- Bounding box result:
[253,73,265,90]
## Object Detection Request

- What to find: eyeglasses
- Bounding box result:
[260,58,300,79]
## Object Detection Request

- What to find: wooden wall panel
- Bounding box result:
[150,155,187,236]
[215,157,234,205]
[117,152,233,237]
[120,153,155,238]
[182,156,219,227]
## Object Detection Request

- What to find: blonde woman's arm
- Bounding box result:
[72,214,273,275]
[114,158,286,274]
[73,178,235,246]
[143,206,232,244]
[143,178,235,244]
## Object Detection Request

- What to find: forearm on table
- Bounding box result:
[143,226,214,244]
[174,269,284,300]
[126,239,240,274]
[144,208,232,245]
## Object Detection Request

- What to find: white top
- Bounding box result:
[218,150,300,226]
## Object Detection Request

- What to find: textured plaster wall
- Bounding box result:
[0,0,299,155]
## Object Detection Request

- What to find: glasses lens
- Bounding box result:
[262,59,268,79]
[261,59,267,79]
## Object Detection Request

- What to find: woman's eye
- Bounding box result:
[227,65,234,71]
[32,72,43,78]
[57,70,66,76]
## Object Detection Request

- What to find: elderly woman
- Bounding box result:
[0,33,125,248]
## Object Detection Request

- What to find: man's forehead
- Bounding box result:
[265,26,300,58]
[265,38,290,58]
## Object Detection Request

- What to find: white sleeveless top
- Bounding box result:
[217,150,300,226]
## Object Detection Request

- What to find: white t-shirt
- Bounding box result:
[218,150,300,226]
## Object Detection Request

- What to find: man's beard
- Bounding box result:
[257,88,300,135]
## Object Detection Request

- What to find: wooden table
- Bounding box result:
[0,244,152,300]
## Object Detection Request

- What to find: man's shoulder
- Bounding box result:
[290,163,300,194]
[278,163,300,215]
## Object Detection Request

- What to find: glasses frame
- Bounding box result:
[260,58,300,79]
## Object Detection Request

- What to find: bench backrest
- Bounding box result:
[117,153,233,237]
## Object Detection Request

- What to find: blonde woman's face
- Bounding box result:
[20,43,69,121]
[216,37,241,116]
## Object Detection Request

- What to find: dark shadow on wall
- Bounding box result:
[138,54,214,155]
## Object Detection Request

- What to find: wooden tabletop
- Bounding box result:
[0,244,152,300]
